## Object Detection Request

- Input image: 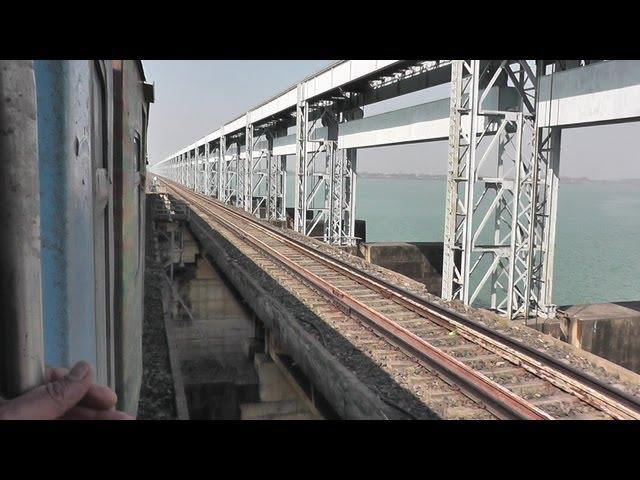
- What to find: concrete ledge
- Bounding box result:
[360,242,446,294]
[562,302,640,374]
[160,279,190,420]
[187,211,399,419]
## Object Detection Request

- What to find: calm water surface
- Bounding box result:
[287,177,640,306]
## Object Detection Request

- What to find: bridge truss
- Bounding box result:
[153,59,638,320]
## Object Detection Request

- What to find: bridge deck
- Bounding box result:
[158,178,640,420]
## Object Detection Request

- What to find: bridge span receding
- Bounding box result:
[150,60,640,321]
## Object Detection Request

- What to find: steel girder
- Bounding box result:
[294,84,309,235]
[203,143,210,195]
[265,131,277,220]
[224,142,239,205]
[250,130,269,218]
[343,148,357,244]
[298,104,334,243]
[340,108,361,246]
[207,142,220,198]
[239,120,251,212]
[179,153,184,186]
[185,151,191,189]
[294,84,358,246]
[194,147,200,193]
[442,59,558,320]
[258,126,287,222]
[325,140,343,244]
[199,145,207,194]
[181,153,185,187]
[217,135,226,201]
[188,150,195,190]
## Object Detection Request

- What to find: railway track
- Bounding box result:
[159,178,640,420]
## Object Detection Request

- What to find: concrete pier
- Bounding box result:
[562,302,640,374]
[526,301,640,375]
[158,216,320,419]
[359,242,455,295]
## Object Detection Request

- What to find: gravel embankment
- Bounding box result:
[263,217,640,399]
[138,196,177,420]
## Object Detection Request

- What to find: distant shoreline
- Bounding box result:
[357,172,640,185]
[283,171,640,185]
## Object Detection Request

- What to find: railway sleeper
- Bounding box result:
[422,334,469,345]
[438,343,488,356]
[500,380,557,397]
[445,406,496,420]
[480,367,540,385]
[459,354,505,371]
[392,315,437,325]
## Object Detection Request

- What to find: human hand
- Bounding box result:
[0,361,134,420]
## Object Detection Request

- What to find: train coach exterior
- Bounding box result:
[34,60,118,390]
[0,60,153,417]
[113,60,154,414]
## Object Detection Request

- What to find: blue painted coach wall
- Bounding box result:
[34,60,97,369]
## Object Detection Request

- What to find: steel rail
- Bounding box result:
[160,180,640,420]
[162,178,640,420]
[161,180,553,420]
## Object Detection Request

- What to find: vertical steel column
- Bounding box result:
[198,146,205,194]
[343,148,357,245]
[180,153,185,186]
[538,128,560,316]
[204,143,210,195]
[278,154,287,221]
[490,134,510,309]
[186,152,190,188]
[210,142,219,198]
[194,148,199,193]
[266,130,278,220]
[294,83,308,234]
[531,60,562,318]
[243,117,253,212]
[185,152,189,187]
[233,141,242,207]
[340,107,362,246]
[218,134,226,201]
[191,147,200,192]
[460,61,480,306]
[442,60,472,302]
[321,106,340,244]
[442,59,552,320]
[186,152,190,187]
[201,146,207,194]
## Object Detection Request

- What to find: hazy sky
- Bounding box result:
[144,60,640,180]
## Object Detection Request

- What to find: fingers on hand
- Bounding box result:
[61,406,135,421]
[47,364,117,411]
[1,361,93,420]
[80,384,118,411]
[44,366,69,383]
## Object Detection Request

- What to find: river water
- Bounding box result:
[287,177,640,306]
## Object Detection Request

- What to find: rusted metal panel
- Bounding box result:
[112,59,152,415]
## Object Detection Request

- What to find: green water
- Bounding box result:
[287,177,640,306]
